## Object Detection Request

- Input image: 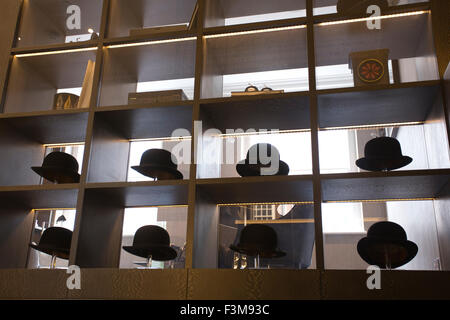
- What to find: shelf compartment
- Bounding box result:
[313,0,430,16]
[15,0,104,48]
[99,39,196,107]
[204,0,307,28]
[202,26,308,99]
[75,181,188,268]
[4,49,97,113]
[321,170,450,201]
[0,112,88,186]
[317,81,441,129]
[314,11,439,90]
[107,0,198,39]
[200,92,310,132]
[88,105,192,183]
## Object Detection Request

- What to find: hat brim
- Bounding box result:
[31,166,80,184]
[236,160,290,177]
[357,237,418,269]
[131,165,183,180]
[355,156,412,172]
[29,244,70,260]
[229,244,286,258]
[122,245,178,261]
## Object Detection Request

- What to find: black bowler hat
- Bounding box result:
[357,221,418,269]
[230,224,286,258]
[132,149,183,180]
[236,143,289,177]
[32,152,81,183]
[337,0,388,15]
[29,227,72,260]
[123,225,178,261]
[355,137,412,171]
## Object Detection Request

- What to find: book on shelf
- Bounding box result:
[129,1,198,36]
[128,89,189,105]
[231,90,284,97]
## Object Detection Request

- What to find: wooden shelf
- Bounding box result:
[200,92,310,131]
[317,81,441,128]
[0,184,79,209]
[0,110,89,144]
[196,175,314,203]
[321,169,450,201]
[85,181,189,207]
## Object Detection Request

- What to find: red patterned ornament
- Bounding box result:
[358,59,385,83]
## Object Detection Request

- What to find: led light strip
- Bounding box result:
[107,37,197,49]
[15,47,97,58]
[125,205,188,209]
[317,10,429,27]
[235,219,314,225]
[129,136,192,142]
[204,24,307,39]
[325,198,435,203]
[320,121,424,131]
[216,128,311,139]
[42,142,85,148]
[32,208,76,212]
[218,201,314,207]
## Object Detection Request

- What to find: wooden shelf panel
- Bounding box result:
[317,81,441,128]
[314,12,433,67]
[85,181,189,207]
[196,175,314,203]
[200,92,310,131]
[94,104,193,140]
[0,185,79,209]
[321,170,450,201]
[107,0,198,38]
[16,0,103,48]
[0,110,89,144]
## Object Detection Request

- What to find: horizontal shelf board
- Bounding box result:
[321,169,450,201]
[94,104,193,140]
[85,181,189,207]
[0,111,89,144]
[203,17,308,36]
[103,31,198,46]
[0,184,79,208]
[314,12,431,67]
[317,81,441,128]
[205,26,308,75]
[196,175,314,203]
[11,40,99,55]
[200,92,310,131]
[96,100,193,112]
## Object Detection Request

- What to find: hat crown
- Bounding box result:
[367,221,408,242]
[364,137,404,159]
[132,225,171,247]
[244,143,281,165]
[42,152,79,172]
[139,149,177,169]
[238,224,279,250]
[38,227,72,250]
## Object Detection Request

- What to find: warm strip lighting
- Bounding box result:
[126,205,188,209]
[32,208,76,212]
[15,47,97,58]
[320,121,424,131]
[325,198,435,204]
[43,142,85,148]
[216,128,311,139]
[235,219,314,225]
[129,136,192,142]
[317,10,429,27]
[204,24,307,39]
[218,201,314,207]
[107,37,197,49]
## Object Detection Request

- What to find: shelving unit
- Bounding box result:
[0,0,449,299]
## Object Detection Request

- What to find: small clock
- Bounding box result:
[358,58,385,83]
